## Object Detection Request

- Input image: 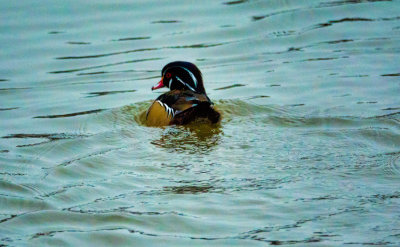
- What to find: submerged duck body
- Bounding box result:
[146,61,220,126]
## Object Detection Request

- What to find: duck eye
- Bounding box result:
[165,72,172,78]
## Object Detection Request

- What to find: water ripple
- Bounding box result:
[49,58,163,74]
[308,17,374,31]
[252,8,301,22]
[66,41,91,45]
[2,133,88,140]
[112,36,150,42]
[151,20,181,24]
[85,89,137,98]
[319,0,393,8]
[0,107,19,111]
[223,0,248,5]
[55,42,230,61]
[386,153,400,176]
[305,16,400,32]
[214,84,246,90]
[34,109,106,119]
[56,48,160,60]
[381,73,400,77]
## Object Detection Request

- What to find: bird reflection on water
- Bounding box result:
[150,123,222,155]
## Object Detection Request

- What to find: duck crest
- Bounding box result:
[146,61,220,127]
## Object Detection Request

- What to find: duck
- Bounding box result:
[146,61,220,126]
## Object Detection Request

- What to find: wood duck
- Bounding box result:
[146,61,220,126]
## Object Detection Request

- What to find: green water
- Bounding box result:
[1,0,400,246]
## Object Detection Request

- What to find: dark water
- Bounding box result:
[1,0,400,246]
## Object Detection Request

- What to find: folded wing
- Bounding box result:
[146,100,175,127]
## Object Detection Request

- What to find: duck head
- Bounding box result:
[152,61,206,94]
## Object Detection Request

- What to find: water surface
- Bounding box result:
[1,0,400,246]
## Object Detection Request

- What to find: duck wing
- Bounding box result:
[146,100,176,127]
[169,91,220,124]
[171,103,220,125]
[145,91,184,127]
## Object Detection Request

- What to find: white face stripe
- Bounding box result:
[176,76,196,92]
[179,66,198,88]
